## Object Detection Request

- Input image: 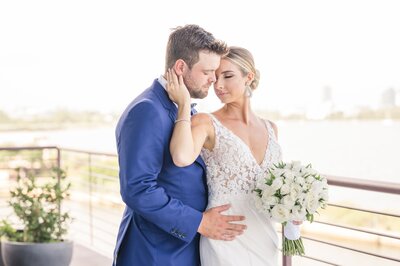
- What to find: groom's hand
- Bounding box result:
[198,204,246,241]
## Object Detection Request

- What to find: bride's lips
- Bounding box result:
[215,91,227,97]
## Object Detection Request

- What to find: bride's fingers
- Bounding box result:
[178,73,184,87]
[166,69,171,90]
[167,69,177,92]
[169,69,174,86]
[171,68,179,86]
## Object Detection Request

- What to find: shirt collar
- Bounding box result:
[158,75,177,108]
[157,75,198,110]
[158,75,167,90]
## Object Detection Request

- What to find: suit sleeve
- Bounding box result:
[116,100,203,243]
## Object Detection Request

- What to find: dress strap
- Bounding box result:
[207,113,224,132]
[264,119,277,141]
[201,113,221,153]
[207,113,221,125]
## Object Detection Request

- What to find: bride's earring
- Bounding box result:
[245,84,253,98]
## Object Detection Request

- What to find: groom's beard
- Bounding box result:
[184,73,210,99]
[190,87,209,99]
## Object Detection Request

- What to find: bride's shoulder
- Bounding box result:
[192,113,215,143]
[191,113,213,126]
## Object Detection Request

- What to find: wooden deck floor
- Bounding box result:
[70,243,112,266]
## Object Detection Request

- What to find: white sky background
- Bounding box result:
[1,0,400,115]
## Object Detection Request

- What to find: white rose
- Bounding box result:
[295,176,305,186]
[291,161,302,172]
[320,177,328,187]
[282,195,296,209]
[291,161,302,168]
[271,204,290,223]
[271,177,284,190]
[305,175,315,184]
[271,168,285,178]
[320,189,329,202]
[311,180,324,193]
[253,196,264,212]
[290,205,306,221]
[262,194,279,206]
[282,162,290,169]
[289,184,302,202]
[295,194,306,207]
[304,167,317,176]
[280,183,291,195]
[266,172,275,181]
[305,193,320,214]
[283,170,295,182]
[256,178,268,191]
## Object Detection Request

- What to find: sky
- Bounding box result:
[1,0,400,115]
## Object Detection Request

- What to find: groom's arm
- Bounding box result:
[117,100,202,243]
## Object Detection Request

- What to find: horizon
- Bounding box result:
[1,0,400,115]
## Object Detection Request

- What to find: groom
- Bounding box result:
[113,25,246,266]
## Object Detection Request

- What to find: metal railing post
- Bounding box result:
[88,153,94,245]
[282,225,292,266]
[56,147,62,241]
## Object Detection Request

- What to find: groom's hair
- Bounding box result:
[165,24,228,71]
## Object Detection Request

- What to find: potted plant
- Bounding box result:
[0,168,73,266]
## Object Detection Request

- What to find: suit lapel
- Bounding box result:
[152,80,178,123]
[151,80,206,171]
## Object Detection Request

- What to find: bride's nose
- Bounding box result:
[214,79,223,89]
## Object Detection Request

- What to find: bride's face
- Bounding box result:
[214,59,247,103]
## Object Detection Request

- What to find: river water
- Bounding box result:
[1,120,399,183]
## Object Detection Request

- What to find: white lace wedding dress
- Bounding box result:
[200,114,281,266]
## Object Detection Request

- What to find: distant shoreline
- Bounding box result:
[1,118,399,132]
[0,122,116,132]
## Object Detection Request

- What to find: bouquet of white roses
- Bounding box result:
[253,161,329,256]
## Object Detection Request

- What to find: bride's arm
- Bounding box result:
[166,69,210,167]
[171,114,210,167]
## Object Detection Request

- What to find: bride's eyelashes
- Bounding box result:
[214,74,233,82]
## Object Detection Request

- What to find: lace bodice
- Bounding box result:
[201,114,282,201]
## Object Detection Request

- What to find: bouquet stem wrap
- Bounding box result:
[283,222,304,256]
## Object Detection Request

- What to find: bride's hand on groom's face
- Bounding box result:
[166,68,191,106]
[198,204,247,241]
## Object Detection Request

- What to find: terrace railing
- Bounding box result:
[0,146,399,265]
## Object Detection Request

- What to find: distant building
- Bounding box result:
[380,88,396,108]
[322,86,333,103]
[396,89,400,106]
[306,86,335,120]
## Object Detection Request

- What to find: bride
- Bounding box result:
[166,46,298,266]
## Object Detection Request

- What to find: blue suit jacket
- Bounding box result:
[113,79,207,266]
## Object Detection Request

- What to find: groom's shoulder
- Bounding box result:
[118,85,164,119]
[126,81,163,109]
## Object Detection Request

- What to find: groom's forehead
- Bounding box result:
[193,52,221,71]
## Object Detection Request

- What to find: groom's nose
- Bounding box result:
[209,72,216,83]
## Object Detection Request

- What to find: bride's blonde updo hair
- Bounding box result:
[224,46,260,90]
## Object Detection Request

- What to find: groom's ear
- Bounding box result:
[173,59,186,75]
